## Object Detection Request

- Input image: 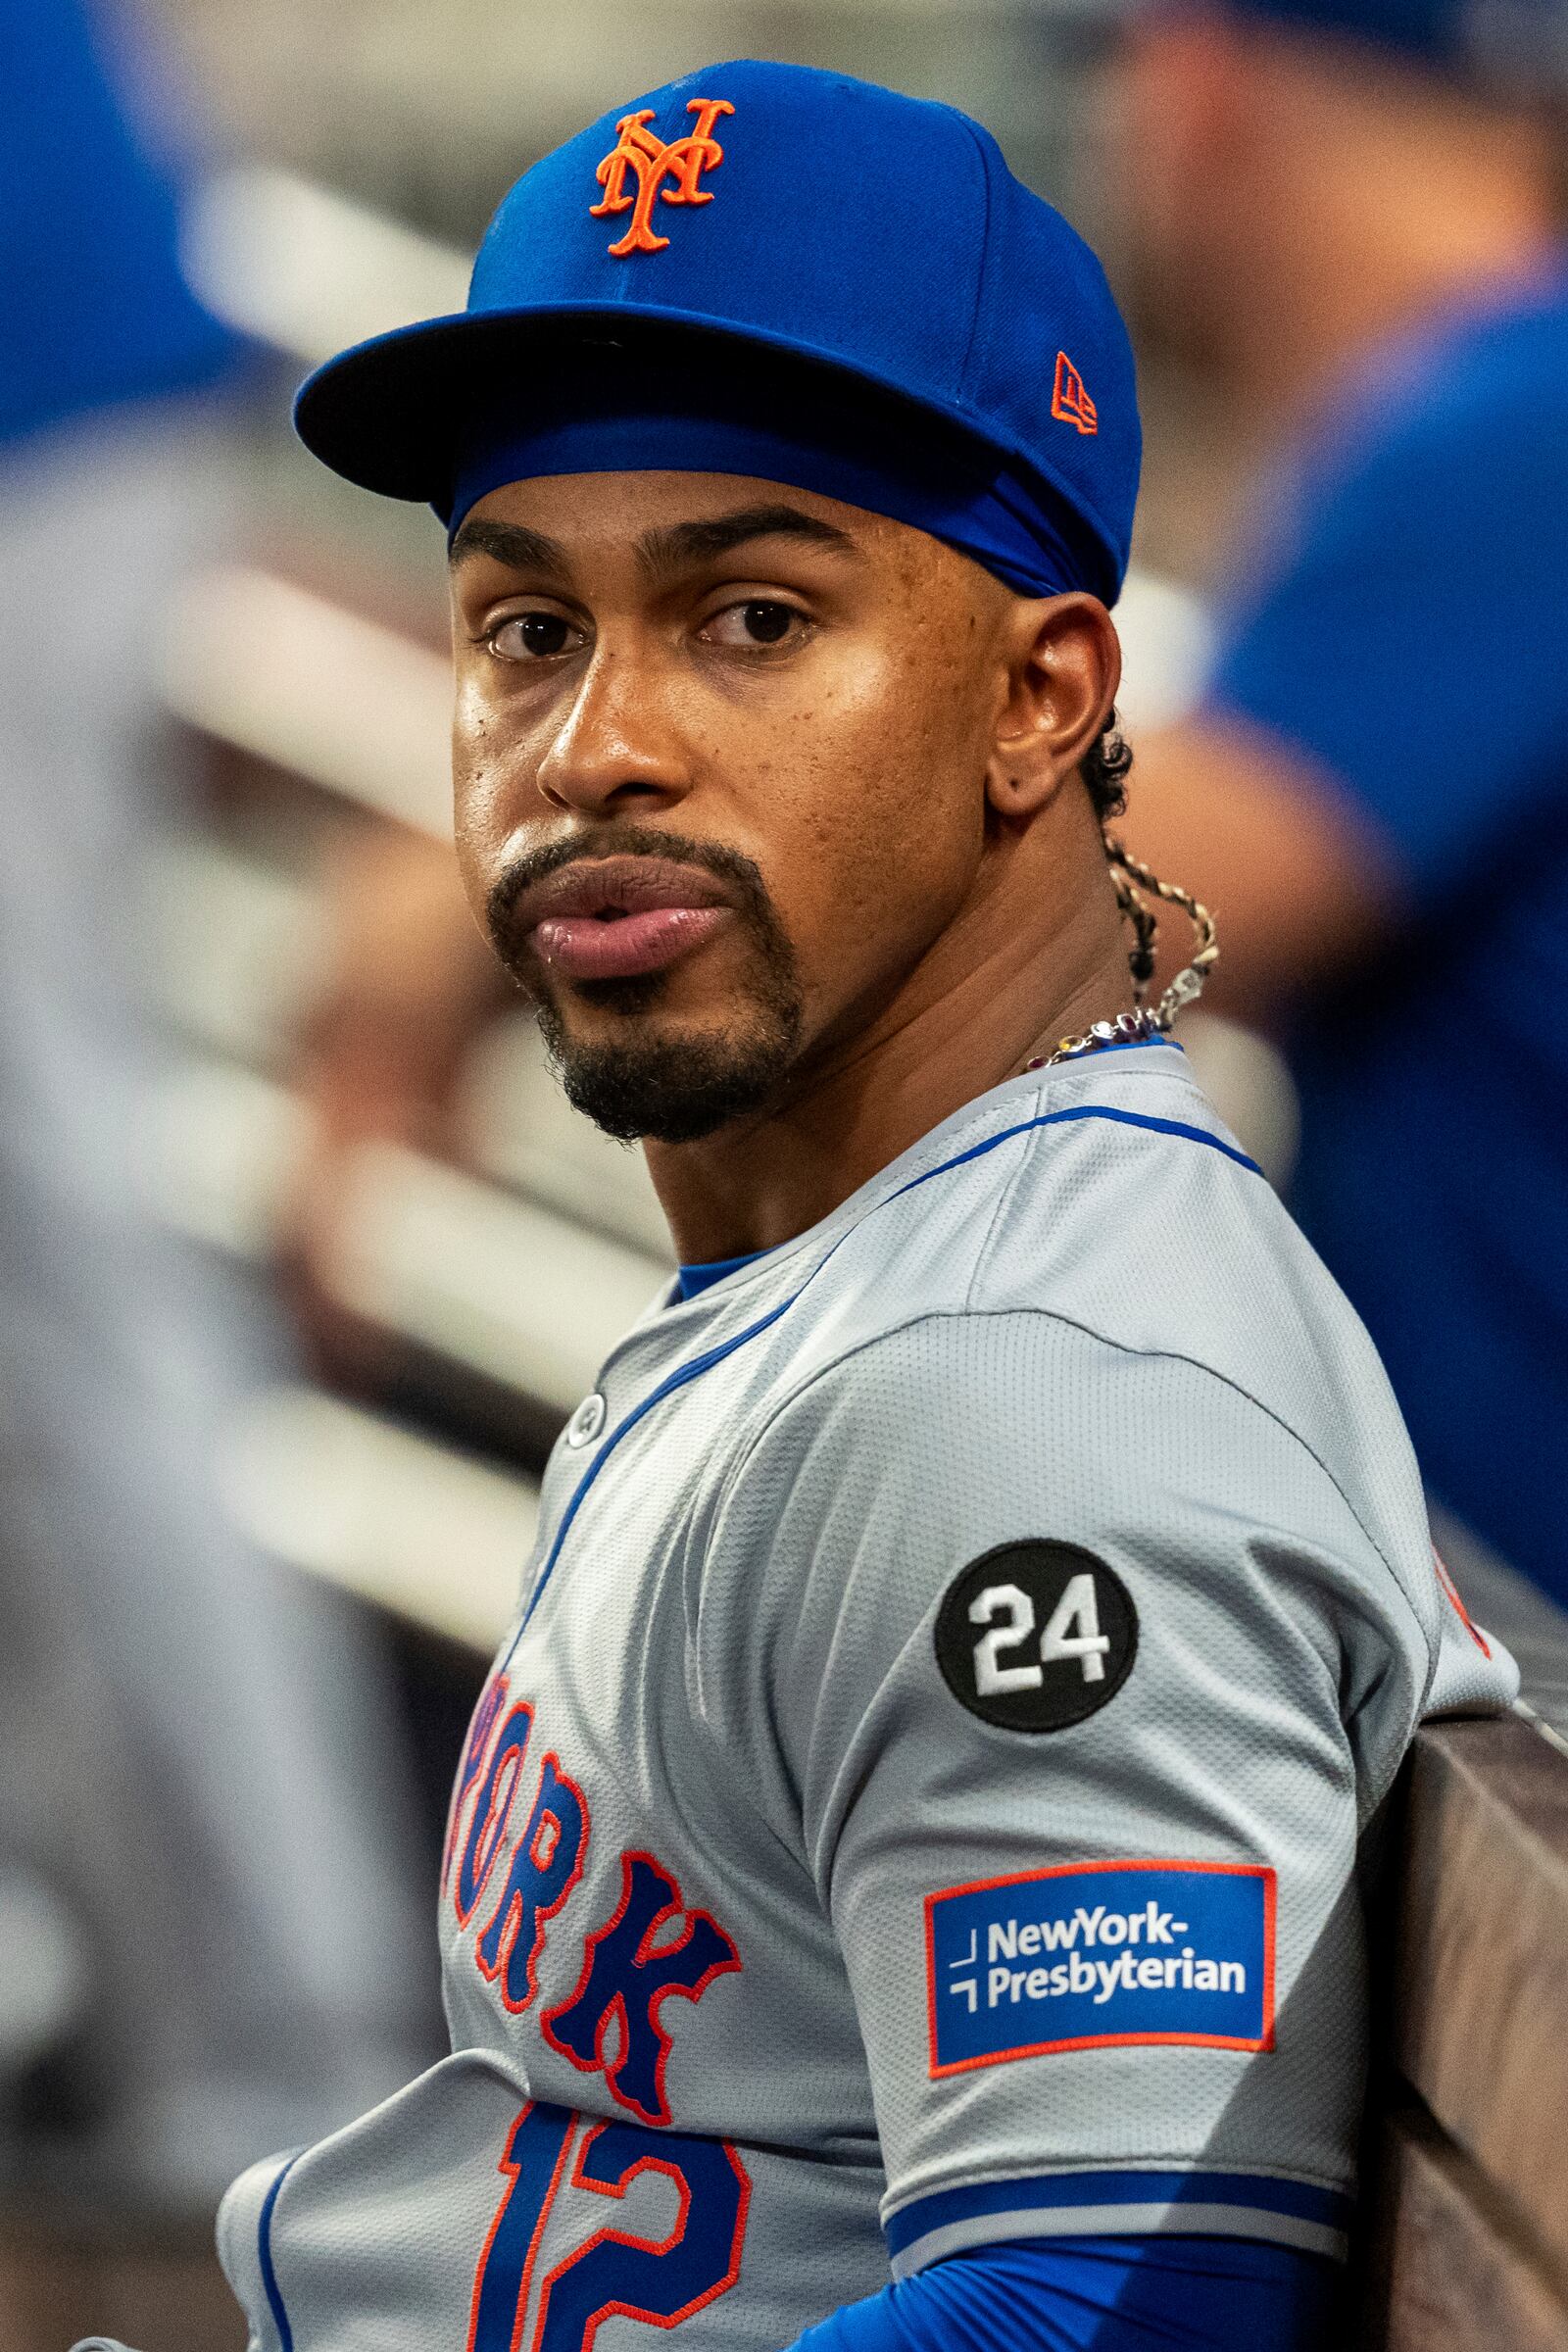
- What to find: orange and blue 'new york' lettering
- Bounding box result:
[446,1683,742,2121]
[543,1850,741,2126]
[475,1751,589,2015]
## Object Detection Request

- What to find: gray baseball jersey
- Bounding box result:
[215,1039,1514,2352]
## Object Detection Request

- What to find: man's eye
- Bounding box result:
[704,601,806,649]
[490,612,578,660]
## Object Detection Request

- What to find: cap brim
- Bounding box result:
[294,301,1029,512]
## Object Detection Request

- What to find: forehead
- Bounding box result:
[455,467,959,588]
[473,468,835,525]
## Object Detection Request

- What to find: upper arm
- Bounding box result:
[696,1311,1422,2265]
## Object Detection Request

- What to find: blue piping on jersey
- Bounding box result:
[889,1104,1261,1196]
[883,2168,1351,2259]
[513,1296,801,1641]
[258,2153,302,2352]
[507,1100,1260,1651]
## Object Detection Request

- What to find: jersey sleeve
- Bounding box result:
[1207,316,1568,906]
[693,1309,1434,2272]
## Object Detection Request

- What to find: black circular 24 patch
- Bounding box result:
[934,1541,1138,1733]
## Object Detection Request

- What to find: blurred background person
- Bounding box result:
[1108,0,1568,1602]
[0,0,429,2230]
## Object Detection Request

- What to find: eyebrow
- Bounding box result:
[448,515,573,579]
[447,499,858,585]
[637,502,858,584]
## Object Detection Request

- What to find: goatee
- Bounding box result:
[488,825,804,1143]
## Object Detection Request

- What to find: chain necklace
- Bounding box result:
[1023,836,1219,1074]
[1026,1004,1168,1070]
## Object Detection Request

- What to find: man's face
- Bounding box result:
[448,469,1018,1142]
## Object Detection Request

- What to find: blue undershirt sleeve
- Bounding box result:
[782,2234,1340,2352]
[1206,292,1568,909]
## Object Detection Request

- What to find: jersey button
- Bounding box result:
[565,1392,607,1447]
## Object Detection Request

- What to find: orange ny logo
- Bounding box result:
[590,97,735,257]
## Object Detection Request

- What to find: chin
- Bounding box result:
[537,998,803,1146]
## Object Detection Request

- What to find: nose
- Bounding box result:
[534,641,690,818]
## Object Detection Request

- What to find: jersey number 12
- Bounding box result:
[468,2101,750,2351]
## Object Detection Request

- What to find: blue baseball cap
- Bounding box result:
[294,61,1141,604]
[1181,0,1568,86]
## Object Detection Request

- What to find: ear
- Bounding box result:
[986,594,1121,820]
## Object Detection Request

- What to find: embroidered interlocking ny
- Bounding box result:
[590,98,736,257]
[1052,350,1099,436]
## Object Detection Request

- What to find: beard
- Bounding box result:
[487,824,805,1144]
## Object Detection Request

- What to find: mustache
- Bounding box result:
[486,822,779,948]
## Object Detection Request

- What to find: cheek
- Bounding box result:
[450,695,496,906]
[749,638,986,967]
[451,671,494,817]
[451,671,540,886]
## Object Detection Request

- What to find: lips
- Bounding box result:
[514,855,734,983]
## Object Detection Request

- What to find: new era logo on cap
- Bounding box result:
[1052,351,1098,436]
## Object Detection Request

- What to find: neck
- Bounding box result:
[644,797,1134,1264]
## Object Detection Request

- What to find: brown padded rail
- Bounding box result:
[1364,1716,1568,2349]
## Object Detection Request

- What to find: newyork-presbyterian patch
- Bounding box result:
[926,1861,1275,2076]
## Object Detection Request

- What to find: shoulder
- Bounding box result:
[1362,282,1568,457]
[707,1050,1440,1643]
[1206,281,1568,863]
[685,1055,1516,1799]
[759,1046,1396,1503]
[698,1282,1437,1821]
[1247,282,1568,585]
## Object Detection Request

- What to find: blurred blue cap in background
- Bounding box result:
[0,0,238,453]
[1155,0,1568,88]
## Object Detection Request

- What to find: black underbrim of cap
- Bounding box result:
[296,303,1125,606]
[296,301,1067,512]
[295,302,1030,504]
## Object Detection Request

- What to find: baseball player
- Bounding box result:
[82,59,1515,2352]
